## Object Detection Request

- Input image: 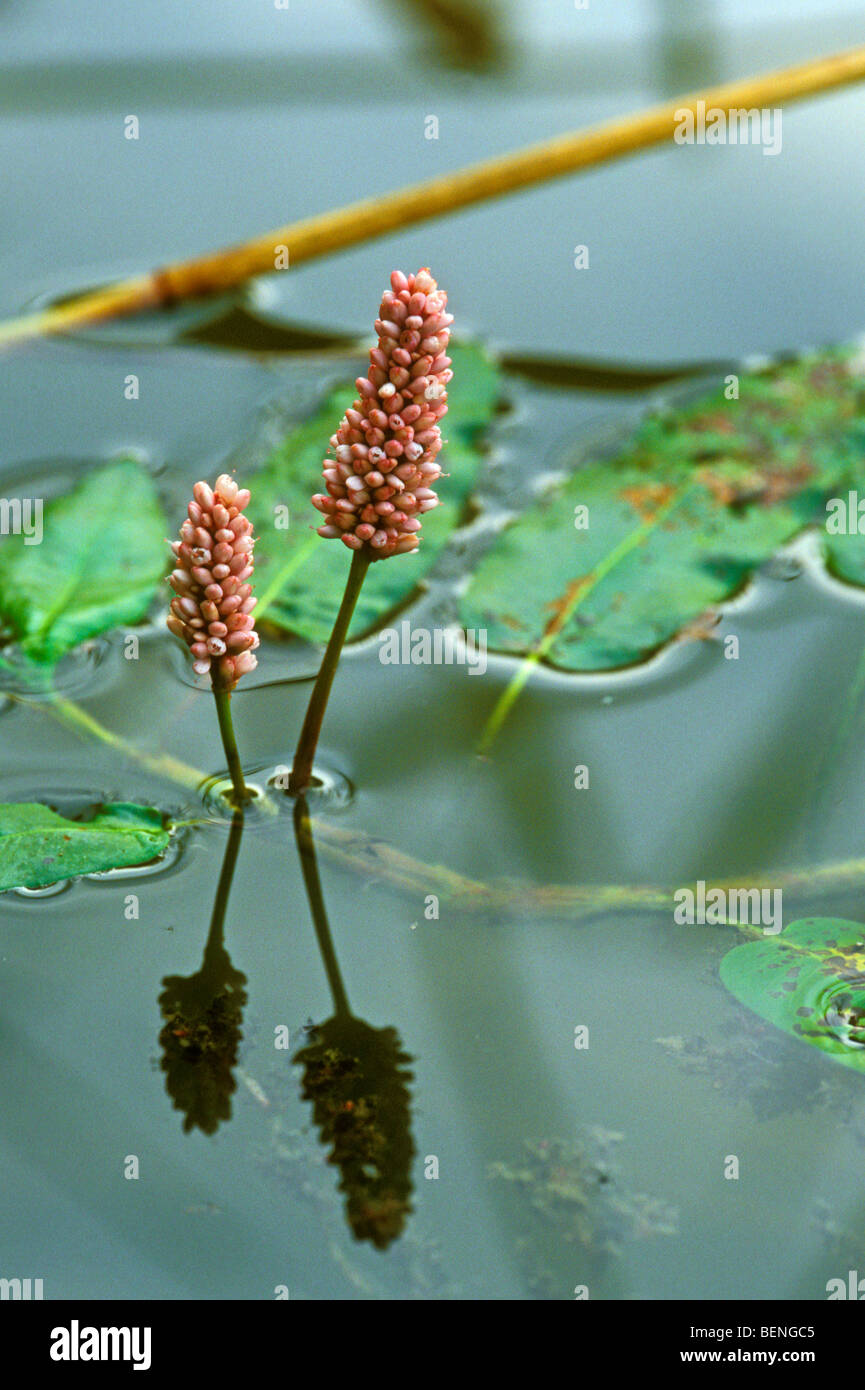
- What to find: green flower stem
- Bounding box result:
[211,680,250,807]
[289,549,371,796]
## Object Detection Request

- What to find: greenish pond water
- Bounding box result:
[3,1,865,1300]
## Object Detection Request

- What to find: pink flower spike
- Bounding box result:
[167,473,259,691]
[313,268,451,559]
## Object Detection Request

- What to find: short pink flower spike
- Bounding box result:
[312,268,453,557]
[167,473,259,690]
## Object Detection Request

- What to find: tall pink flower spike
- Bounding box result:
[312,267,453,557]
[167,473,259,690]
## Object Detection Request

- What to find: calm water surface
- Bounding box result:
[2,1,865,1299]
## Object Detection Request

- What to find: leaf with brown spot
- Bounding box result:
[721,918,865,1073]
[463,346,865,673]
[619,482,677,521]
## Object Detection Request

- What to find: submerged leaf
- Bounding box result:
[0,459,166,666]
[249,342,500,643]
[462,349,865,672]
[720,917,865,1073]
[0,801,170,891]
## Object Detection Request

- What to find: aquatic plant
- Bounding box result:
[7,285,865,1128]
[289,266,452,795]
[311,267,452,557]
[167,473,259,804]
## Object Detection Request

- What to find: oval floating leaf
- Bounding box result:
[824,488,865,585]
[462,349,865,674]
[720,916,865,1073]
[0,458,166,667]
[0,801,170,891]
[249,342,500,643]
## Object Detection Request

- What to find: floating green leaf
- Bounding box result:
[0,458,166,666]
[462,349,865,674]
[824,481,865,585]
[249,342,500,643]
[0,802,170,891]
[720,917,865,1073]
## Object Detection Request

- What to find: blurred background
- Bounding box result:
[2,0,865,362]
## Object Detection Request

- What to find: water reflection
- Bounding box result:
[158,811,248,1135]
[156,793,416,1249]
[292,795,415,1250]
